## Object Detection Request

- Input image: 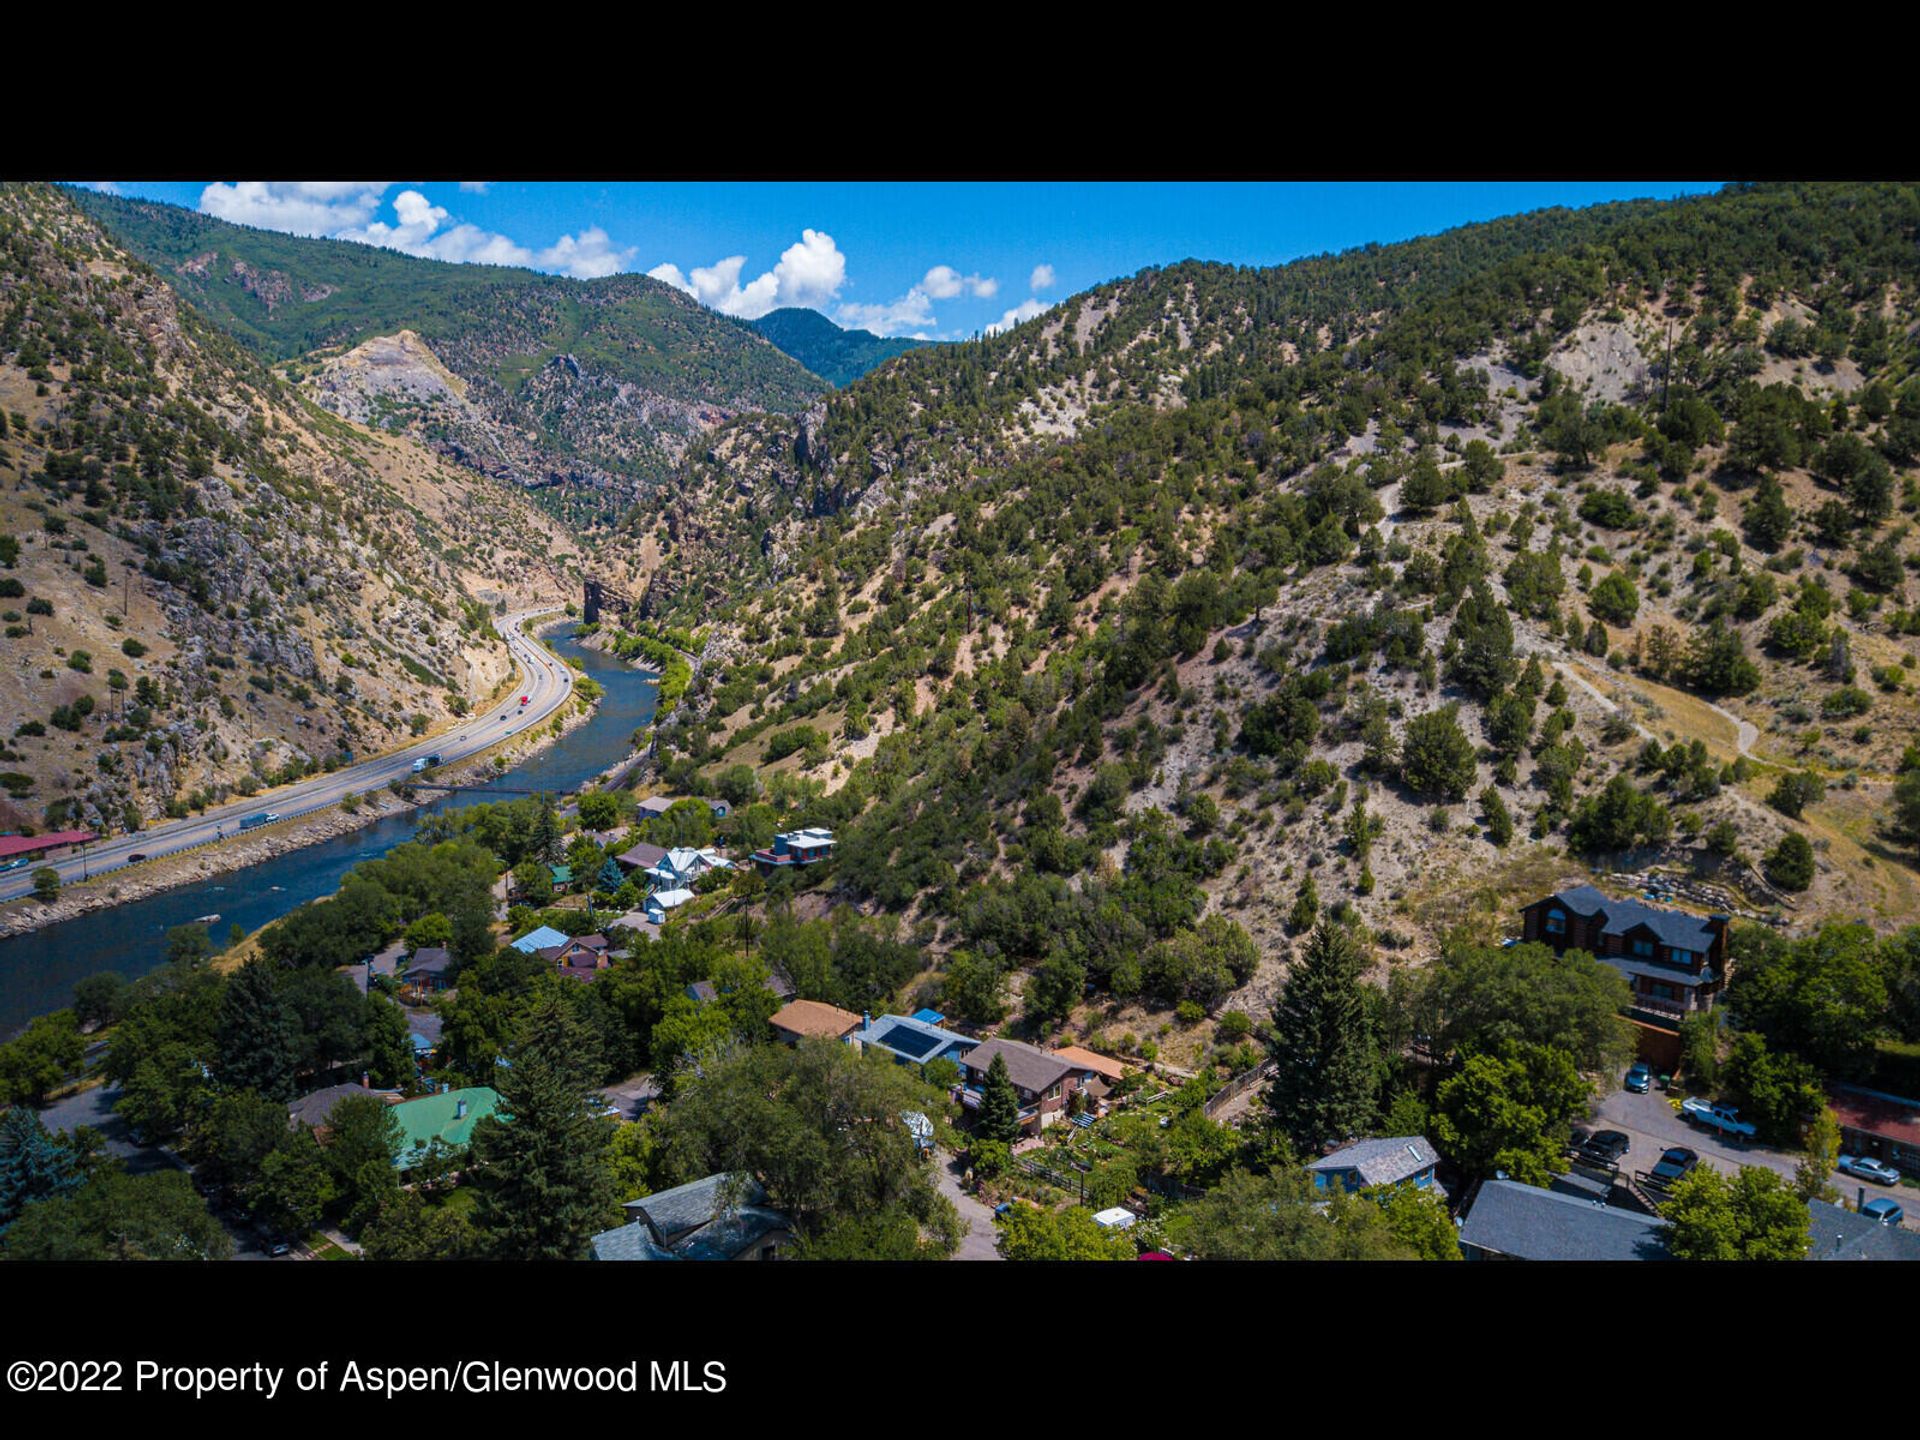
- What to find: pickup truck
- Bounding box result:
[1681,1097,1758,1139]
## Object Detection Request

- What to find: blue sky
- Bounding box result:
[81,180,1721,340]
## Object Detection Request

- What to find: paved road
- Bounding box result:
[38,1082,283,1259]
[0,607,570,902]
[934,1152,1003,1260]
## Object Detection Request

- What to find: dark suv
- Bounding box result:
[1579,1130,1631,1165]
[1650,1147,1699,1183]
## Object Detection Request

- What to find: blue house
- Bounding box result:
[1308,1136,1440,1195]
[854,1013,977,1070]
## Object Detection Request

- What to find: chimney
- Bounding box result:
[361,1071,370,1089]
[456,1098,468,1120]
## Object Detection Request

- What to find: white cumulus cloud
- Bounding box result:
[985,297,1054,335]
[1030,263,1056,291]
[921,265,997,300]
[648,229,848,319]
[200,181,392,237]
[536,227,637,280]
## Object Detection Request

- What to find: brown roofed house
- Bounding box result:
[769,998,864,1045]
[541,932,612,982]
[1053,1045,1128,1095]
[959,1038,1082,1133]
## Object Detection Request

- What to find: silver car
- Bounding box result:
[1837,1154,1903,1186]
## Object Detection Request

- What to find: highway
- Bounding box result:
[0,606,573,903]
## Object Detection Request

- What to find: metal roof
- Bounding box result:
[1459,1179,1672,1261]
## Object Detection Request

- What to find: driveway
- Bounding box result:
[934,1152,1003,1261]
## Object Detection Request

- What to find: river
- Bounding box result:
[0,628,657,1035]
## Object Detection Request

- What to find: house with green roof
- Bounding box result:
[390,1086,502,1170]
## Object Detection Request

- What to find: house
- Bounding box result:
[1521,885,1730,1024]
[633,796,679,823]
[548,863,574,893]
[750,827,835,874]
[1308,1136,1441,1195]
[957,1037,1080,1133]
[765,965,797,1002]
[644,888,695,924]
[614,840,670,875]
[1053,1045,1128,1100]
[509,924,571,955]
[388,1086,501,1170]
[686,980,719,1007]
[644,846,732,891]
[541,932,612,981]
[1806,1198,1920,1261]
[854,1013,977,1071]
[401,946,455,997]
[607,910,661,945]
[1457,1178,1672,1261]
[1826,1084,1920,1179]
[590,1173,791,1261]
[769,998,864,1045]
[288,1081,399,1132]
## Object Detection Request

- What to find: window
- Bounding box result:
[1545,910,1566,934]
[1631,938,1654,958]
[1669,948,1694,967]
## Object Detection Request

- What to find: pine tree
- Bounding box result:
[215,961,300,1103]
[1266,921,1379,1154]
[977,1052,1024,1145]
[529,794,564,867]
[0,1105,80,1230]
[470,995,619,1259]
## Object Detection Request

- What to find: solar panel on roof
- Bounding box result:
[881,1026,943,1060]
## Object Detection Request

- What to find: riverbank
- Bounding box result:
[0,623,604,943]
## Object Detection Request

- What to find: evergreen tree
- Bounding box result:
[1480,787,1514,847]
[1446,582,1515,698]
[1400,704,1478,801]
[977,1052,1024,1145]
[0,1105,81,1230]
[1266,921,1378,1154]
[470,995,620,1259]
[215,961,300,1103]
[531,794,564,867]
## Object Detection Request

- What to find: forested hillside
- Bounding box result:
[609,180,1920,1065]
[72,189,825,527]
[0,183,578,833]
[749,307,932,386]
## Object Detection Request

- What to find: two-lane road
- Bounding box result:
[0,606,573,902]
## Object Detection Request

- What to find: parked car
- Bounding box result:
[1650,1147,1700,1183]
[1625,1063,1652,1094]
[1861,1197,1906,1227]
[268,1240,292,1257]
[127,853,147,863]
[1581,1130,1632,1165]
[1837,1154,1904,1186]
